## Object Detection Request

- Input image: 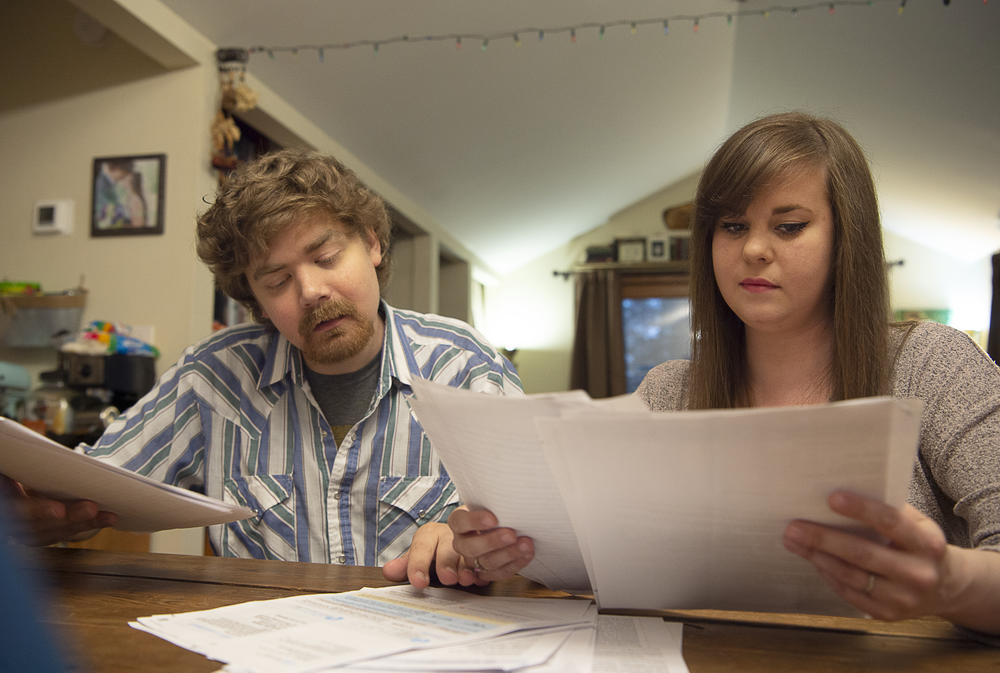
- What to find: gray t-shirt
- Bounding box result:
[305,352,381,446]
[635,321,1000,553]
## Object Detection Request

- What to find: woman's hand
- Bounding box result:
[448,506,535,585]
[782,490,976,624]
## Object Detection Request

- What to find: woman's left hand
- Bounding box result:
[782,490,969,622]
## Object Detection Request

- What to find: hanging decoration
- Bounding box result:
[238,0,978,62]
[211,48,258,181]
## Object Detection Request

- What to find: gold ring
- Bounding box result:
[473,557,484,571]
[864,573,876,596]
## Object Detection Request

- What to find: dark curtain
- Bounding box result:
[569,269,625,398]
[988,252,1000,363]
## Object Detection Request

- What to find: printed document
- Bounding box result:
[0,417,252,530]
[408,379,921,615]
[131,584,595,673]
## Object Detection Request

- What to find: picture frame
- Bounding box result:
[91,153,166,237]
[647,233,670,262]
[615,237,646,264]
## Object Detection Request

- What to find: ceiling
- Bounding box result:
[156,0,1000,275]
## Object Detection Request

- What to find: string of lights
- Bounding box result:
[242,0,985,61]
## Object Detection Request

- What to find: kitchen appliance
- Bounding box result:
[0,361,31,419]
[23,352,156,447]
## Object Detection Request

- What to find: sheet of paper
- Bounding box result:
[344,623,581,671]
[0,417,253,531]
[408,378,646,591]
[131,585,595,673]
[538,396,922,615]
[591,616,688,673]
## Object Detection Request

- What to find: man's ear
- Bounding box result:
[366,230,383,266]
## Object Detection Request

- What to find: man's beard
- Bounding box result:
[298,298,375,366]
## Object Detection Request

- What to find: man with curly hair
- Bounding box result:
[8,149,522,588]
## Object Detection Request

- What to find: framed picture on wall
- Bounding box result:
[90,153,166,236]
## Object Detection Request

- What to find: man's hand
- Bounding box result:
[2,476,117,546]
[447,507,534,584]
[382,521,487,588]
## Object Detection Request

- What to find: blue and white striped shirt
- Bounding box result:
[86,302,523,565]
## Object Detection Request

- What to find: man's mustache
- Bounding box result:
[299,299,359,338]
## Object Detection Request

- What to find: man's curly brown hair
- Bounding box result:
[196,149,392,323]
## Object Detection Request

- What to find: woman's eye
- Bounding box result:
[776,222,807,235]
[317,254,338,267]
[718,221,746,234]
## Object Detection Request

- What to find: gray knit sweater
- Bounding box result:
[636,321,1000,553]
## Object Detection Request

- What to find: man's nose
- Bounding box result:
[298,268,332,307]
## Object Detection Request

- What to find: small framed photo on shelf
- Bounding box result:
[91,153,166,237]
[615,237,646,264]
[648,233,670,262]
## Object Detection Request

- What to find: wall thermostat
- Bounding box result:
[33,199,74,235]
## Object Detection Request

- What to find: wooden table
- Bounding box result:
[25,547,998,672]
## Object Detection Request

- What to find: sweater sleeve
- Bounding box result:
[893,322,1000,552]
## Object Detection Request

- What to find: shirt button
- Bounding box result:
[334,491,341,500]
[337,555,346,564]
[418,509,427,518]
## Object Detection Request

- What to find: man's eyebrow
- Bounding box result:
[251,229,342,280]
[305,229,336,253]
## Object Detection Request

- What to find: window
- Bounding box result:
[620,273,690,392]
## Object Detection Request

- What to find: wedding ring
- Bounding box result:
[473,557,485,571]
[864,572,876,596]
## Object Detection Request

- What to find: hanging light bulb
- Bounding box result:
[599,25,606,39]
[663,20,669,35]
[630,22,637,35]
[481,38,488,51]
[455,36,462,49]
[898,0,906,14]
[693,18,700,32]
[570,28,576,43]
[514,33,521,47]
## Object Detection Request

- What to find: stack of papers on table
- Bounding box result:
[408,378,921,616]
[0,417,253,530]
[131,585,689,673]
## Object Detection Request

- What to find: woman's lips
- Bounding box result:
[739,278,778,293]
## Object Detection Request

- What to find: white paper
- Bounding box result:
[408,378,646,591]
[538,396,922,615]
[591,616,688,673]
[0,417,253,531]
[131,585,595,673]
[344,624,578,671]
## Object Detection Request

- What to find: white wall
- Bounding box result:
[0,13,217,382]
[884,231,992,344]
[486,174,700,393]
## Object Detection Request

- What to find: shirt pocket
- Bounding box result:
[221,474,296,560]
[375,474,458,563]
